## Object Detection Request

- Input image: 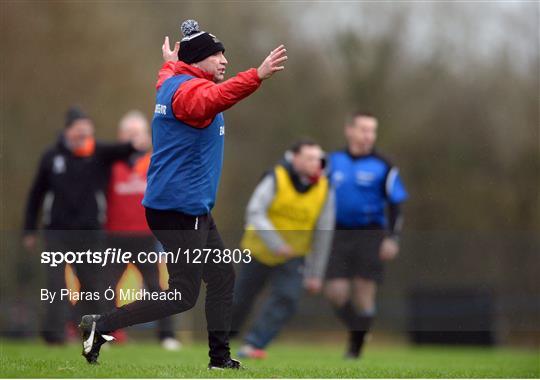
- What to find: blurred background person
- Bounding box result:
[22,106,141,344]
[231,140,335,359]
[324,112,408,359]
[105,110,181,351]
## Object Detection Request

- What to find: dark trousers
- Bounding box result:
[105,234,174,340]
[43,230,108,343]
[98,208,235,363]
[231,258,304,349]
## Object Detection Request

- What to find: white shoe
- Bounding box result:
[161,337,182,351]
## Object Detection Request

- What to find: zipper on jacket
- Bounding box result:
[194,217,198,230]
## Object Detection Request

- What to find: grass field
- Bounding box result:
[1,339,538,378]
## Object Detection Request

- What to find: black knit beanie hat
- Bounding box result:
[178,20,225,64]
[65,105,90,128]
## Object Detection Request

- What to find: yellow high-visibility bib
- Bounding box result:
[241,165,328,266]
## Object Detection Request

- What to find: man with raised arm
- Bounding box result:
[79,19,287,370]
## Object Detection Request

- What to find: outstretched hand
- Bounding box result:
[257,44,287,80]
[162,36,180,62]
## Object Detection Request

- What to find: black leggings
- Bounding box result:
[97,208,235,363]
[104,234,175,340]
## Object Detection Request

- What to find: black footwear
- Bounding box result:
[344,330,365,360]
[79,315,115,364]
[208,358,243,370]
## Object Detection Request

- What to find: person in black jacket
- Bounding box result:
[22,106,140,344]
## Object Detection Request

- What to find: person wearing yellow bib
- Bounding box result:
[231,140,335,359]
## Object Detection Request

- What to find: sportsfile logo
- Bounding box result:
[154,104,167,115]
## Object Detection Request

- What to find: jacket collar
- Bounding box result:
[174,60,214,81]
[279,155,317,194]
[56,133,96,157]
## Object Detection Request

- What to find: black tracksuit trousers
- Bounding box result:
[104,234,175,341]
[97,208,235,364]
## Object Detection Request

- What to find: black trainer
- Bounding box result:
[208,358,243,370]
[344,331,363,360]
[79,314,115,364]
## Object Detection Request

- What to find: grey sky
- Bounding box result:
[283,2,537,72]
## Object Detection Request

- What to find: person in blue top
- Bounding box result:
[324,111,408,359]
[78,20,287,370]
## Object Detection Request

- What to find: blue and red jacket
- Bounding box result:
[142,61,261,216]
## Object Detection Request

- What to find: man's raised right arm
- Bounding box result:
[156,61,176,90]
[156,36,180,90]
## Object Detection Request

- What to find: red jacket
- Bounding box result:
[106,153,151,234]
[156,61,261,128]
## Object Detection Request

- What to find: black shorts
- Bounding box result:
[325,227,386,283]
